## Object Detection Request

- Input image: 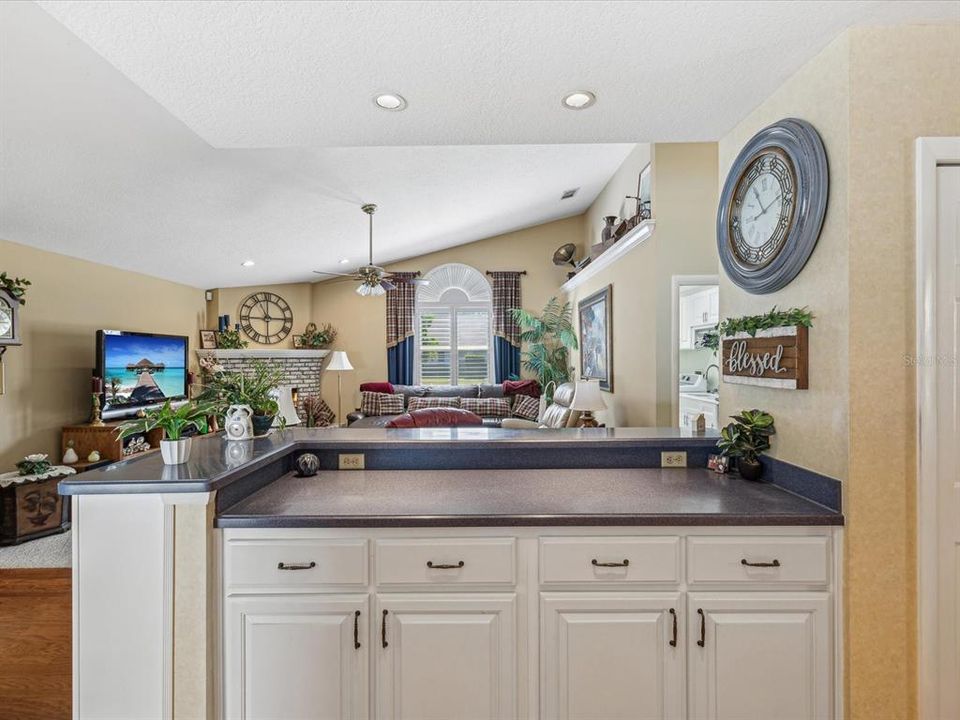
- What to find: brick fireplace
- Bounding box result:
[198,349,330,421]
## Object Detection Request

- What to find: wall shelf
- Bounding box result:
[199,349,330,360]
[560,219,656,293]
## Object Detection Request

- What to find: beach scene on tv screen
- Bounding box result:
[103,334,186,409]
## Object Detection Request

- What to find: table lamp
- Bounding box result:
[571,378,606,427]
[326,351,354,426]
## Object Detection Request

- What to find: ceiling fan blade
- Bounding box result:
[383,275,430,286]
[312,270,357,278]
[380,279,397,292]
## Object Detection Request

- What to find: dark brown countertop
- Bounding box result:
[215,467,843,528]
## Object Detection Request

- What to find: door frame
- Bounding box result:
[915,136,960,720]
[671,274,719,427]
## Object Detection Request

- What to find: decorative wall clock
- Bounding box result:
[238,291,293,344]
[717,118,828,294]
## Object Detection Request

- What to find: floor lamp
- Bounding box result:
[326,351,353,426]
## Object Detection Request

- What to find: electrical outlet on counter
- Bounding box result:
[338,453,365,470]
[661,451,687,468]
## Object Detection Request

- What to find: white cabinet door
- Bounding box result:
[706,286,720,324]
[376,593,516,720]
[688,593,832,720]
[679,294,693,349]
[224,594,369,720]
[541,592,684,720]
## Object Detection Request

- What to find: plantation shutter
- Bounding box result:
[456,308,490,384]
[418,309,453,385]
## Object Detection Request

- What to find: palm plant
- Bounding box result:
[510,297,578,399]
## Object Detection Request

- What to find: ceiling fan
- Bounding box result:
[313,204,428,296]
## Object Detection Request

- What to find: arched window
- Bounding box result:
[416,263,493,385]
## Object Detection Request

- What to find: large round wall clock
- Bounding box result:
[238,292,293,344]
[717,118,828,294]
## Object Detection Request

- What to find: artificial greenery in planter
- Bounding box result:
[117,400,216,465]
[717,409,777,481]
[195,360,284,436]
[300,322,337,349]
[510,297,578,400]
[216,329,248,349]
[717,306,813,338]
[0,272,30,305]
[16,453,52,477]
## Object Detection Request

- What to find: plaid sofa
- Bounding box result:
[346,384,511,428]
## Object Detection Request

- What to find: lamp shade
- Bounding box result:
[571,379,607,411]
[272,385,301,427]
[326,351,353,371]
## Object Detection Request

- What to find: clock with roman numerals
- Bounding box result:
[238,292,293,345]
[717,118,828,294]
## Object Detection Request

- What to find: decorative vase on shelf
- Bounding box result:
[160,437,192,465]
[601,215,618,244]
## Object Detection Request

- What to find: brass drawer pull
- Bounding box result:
[353,610,361,650]
[381,609,389,649]
[697,608,705,647]
[426,560,465,569]
[668,608,678,647]
[277,561,316,571]
[592,558,630,568]
[741,558,781,568]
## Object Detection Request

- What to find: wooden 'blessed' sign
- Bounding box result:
[721,325,808,390]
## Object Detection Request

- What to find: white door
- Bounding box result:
[375,593,516,720]
[224,594,369,720]
[688,593,831,720]
[541,592,684,720]
[934,164,960,718]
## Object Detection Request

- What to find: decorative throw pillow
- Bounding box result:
[511,394,540,421]
[461,397,511,419]
[407,396,461,412]
[360,391,406,416]
[312,398,337,427]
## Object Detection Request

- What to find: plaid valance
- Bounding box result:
[386,272,420,347]
[489,271,523,347]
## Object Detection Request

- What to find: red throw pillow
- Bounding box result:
[360,382,395,394]
[386,407,484,428]
[503,379,541,398]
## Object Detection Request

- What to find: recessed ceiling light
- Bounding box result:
[374,93,407,111]
[339,258,351,264]
[562,91,596,110]
[241,260,255,267]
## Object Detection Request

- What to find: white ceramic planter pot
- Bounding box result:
[160,437,193,465]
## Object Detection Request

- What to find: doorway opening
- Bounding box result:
[671,275,719,429]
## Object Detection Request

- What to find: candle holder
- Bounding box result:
[89,393,105,426]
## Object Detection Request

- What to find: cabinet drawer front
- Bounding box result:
[375,538,516,585]
[540,537,680,584]
[225,538,368,588]
[687,536,830,585]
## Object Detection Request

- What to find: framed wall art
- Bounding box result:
[578,285,613,391]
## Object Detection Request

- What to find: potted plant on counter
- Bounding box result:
[716,409,776,481]
[195,360,284,437]
[117,400,216,465]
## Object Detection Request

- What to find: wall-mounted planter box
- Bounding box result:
[721,325,808,390]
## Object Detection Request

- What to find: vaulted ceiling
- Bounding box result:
[2,1,956,288]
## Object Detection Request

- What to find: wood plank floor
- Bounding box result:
[0,568,72,720]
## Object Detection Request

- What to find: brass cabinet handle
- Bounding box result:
[697,608,706,647]
[277,561,316,571]
[353,610,361,650]
[381,609,389,649]
[668,608,678,647]
[591,558,630,567]
[741,558,781,568]
[426,560,465,569]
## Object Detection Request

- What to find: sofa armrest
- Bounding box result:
[500,418,543,430]
[345,411,366,426]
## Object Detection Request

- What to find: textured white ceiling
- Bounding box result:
[35,0,960,147]
[0,1,633,288]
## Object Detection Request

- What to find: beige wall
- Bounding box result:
[0,239,206,468]
[207,282,314,349]
[718,25,960,720]
[567,142,719,426]
[311,217,578,409]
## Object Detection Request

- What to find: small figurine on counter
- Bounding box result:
[695,413,706,434]
[87,450,101,463]
[62,440,79,465]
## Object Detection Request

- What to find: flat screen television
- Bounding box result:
[96,330,189,420]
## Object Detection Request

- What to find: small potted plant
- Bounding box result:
[716,409,776,481]
[117,400,216,465]
[195,360,284,437]
[300,322,337,349]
